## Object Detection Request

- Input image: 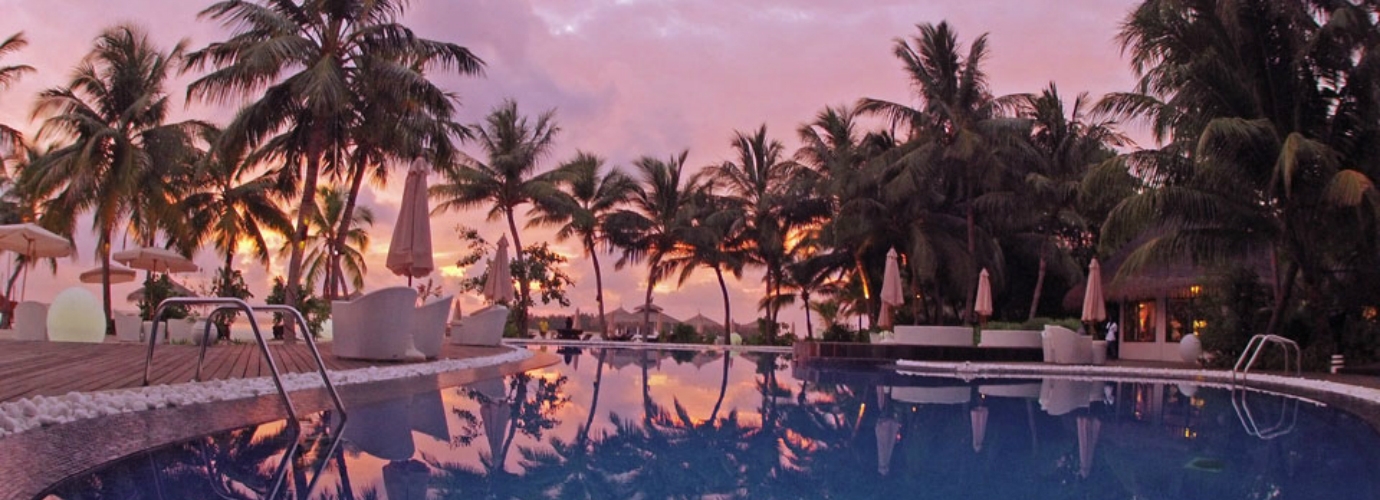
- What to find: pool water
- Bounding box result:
[42,347,1380,499]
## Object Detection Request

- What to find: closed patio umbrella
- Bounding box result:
[79,263,137,284]
[970,406,989,452]
[1077,415,1102,478]
[974,268,993,321]
[386,159,434,286]
[0,223,73,300]
[879,248,904,329]
[875,416,901,475]
[482,235,515,304]
[1081,258,1107,325]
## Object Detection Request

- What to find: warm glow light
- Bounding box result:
[1189,285,1202,296]
[441,266,467,278]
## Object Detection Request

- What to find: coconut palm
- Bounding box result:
[1097,0,1380,336]
[25,25,198,332]
[660,188,749,345]
[605,152,702,334]
[182,126,293,297]
[529,152,636,337]
[859,21,1023,322]
[186,0,484,334]
[1002,83,1126,319]
[280,185,374,296]
[0,32,32,156]
[706,125,805,343]
[432,99,562,334]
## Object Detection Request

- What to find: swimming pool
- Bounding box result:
[40,346,1380,499]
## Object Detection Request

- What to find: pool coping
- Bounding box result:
[0,347,558,500]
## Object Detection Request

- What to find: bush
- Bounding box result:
[1197,266,1271,368]
[821,324,859,342]
[985,317,1081,331]
[665,323,702,344]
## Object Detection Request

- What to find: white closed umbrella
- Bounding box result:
[79,263,137,284]
[482,235,515,304]
[1081,258,1107,325]
[386,159,435,285]
[0,223,73,300]
[875,416,901,475]
[879,248,904,328]
[971,406,989,452]
[974,268,993,321]
[1077,415,1102,478]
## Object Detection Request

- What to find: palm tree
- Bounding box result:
[186,0,484,336]
[25,25,197,331]
[529,152,636,337]
[431,99,561,334]
[660,188,749,345]
[182,126,293,297]
[859,21,1022,323]
[1097,0,1380,337]
[605,152,702,334]
[0,32,33,155]
[1006,83,1126,319]
[706,125,804,343]
[290,185,374,296]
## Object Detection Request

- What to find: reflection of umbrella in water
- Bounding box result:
[879,248,904,328]
[0,223,73,300]
[875,416,901,475]
[386,159,435,286]
[971,406,989,452]
[482,235,514,304]
[481,398,512,473]
[79,263,137,284]
[1077,415,1102,478]
[383,459,430,500]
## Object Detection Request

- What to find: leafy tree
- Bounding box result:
[0,32,32,156]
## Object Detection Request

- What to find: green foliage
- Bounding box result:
[454,227,574,335]
[136,274,188,321]
[985,317,1081,331]
[821,324,858,343]
[265,277,328,338]
[1196,267,1271,368]
[208,266,252,339]
[666,323,701,344]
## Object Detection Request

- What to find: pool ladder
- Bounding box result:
[1231,334,1301,383]
[141,297,346,424]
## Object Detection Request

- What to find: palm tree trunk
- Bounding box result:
[715,266,732,345]
[709,351,730,422]
[802,290,814,340]
[329,158,370,300]
[100,235,113,336]
[505,209,530,335]
[1265,261,1298,336]
[284,151,323,343]
[579,349,607,447]
[964,201,977,324]
[1028,254,1048,321]
[589,240,608,336]
[853,255,874,325]
[642,273,655,337]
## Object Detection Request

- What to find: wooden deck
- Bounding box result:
[0,339,514,403]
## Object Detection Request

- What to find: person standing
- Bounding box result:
[1105,321,1119,360]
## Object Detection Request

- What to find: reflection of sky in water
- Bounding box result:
[41,347,1380,500]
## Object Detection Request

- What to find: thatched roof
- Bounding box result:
[1062,233,1271,309]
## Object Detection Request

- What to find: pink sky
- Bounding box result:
[0,0,1143,333]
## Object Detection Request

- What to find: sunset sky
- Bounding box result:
[0,0,1145,332]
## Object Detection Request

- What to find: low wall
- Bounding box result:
[977,329,1042,348]
[893,325,973,346]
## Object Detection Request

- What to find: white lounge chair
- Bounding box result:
[332,287,420,361]
[414,295,453,359]
[113,312,143,342]
[1042,325,1093,364]
[451,305,509,346]
[5,301,49,341]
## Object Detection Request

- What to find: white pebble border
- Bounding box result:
[0,348,534,439]
[896,359,1380,406]
[507,338,793,353]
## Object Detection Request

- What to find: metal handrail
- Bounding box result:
[141,297,346,424]
[1231,334,1301,383]
[1230,387,1298,440]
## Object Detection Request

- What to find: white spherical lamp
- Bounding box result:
[47,287,107,343]
[1179,334,1203,364]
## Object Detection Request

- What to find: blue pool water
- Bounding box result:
[41,347,1380,499]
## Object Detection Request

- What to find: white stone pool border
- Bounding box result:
[896,359,1380,405]
[0,348,534,438]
